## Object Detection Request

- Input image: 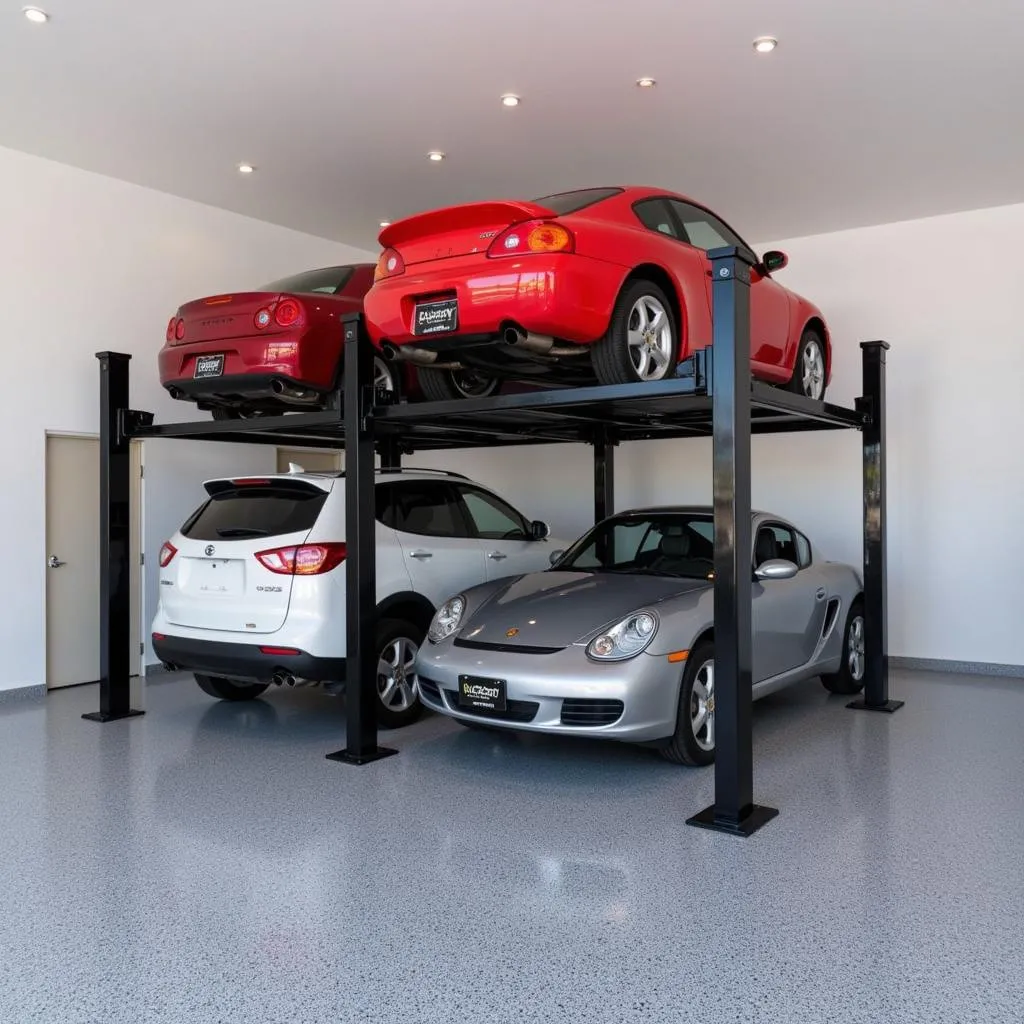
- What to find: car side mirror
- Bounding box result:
[761,249,788,273]
[754,558,798,581]
[530,520,550,541]
[549,549,564,566]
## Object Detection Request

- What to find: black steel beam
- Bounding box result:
[327,314,397,765]
[594,429,615,525]
[687,247,777,837]
[848,341,903,714]
[84,352,144,723]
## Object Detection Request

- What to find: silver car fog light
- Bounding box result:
[427,595,466,644]
[586,610,658,661]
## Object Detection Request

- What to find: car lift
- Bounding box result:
[92,245,900,836]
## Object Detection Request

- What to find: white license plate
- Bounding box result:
[183,558,244,596]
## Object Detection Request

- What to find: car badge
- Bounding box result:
[505,627,519,638]
[479,230,497,239]
[255,310,271,327]
[205,545,215,556]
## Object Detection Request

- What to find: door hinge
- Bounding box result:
[139,642,144,655]
[139,465,144,478]
[139,552,144,565]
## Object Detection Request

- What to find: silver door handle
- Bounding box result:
[815,587,826,601]
[487,551,507,560]
[409,550,433,560]
[48,555,66,568]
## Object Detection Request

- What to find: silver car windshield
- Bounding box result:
[557,514,715,580]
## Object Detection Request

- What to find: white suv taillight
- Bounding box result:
[159,541,178,567]
[255,543,347,575]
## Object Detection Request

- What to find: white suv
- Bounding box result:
[151,468,563,727]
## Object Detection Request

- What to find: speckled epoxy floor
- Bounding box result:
[2,670,1023,1023]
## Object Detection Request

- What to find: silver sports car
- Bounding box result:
[414,506,866,765]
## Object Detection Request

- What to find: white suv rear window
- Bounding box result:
[182,485,327,541]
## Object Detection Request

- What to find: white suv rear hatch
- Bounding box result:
[161,475,335,634]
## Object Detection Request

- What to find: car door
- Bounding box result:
[751,522,828,681]
[380,480,488,606]
[453,483,549,579]
[666,200,791,375]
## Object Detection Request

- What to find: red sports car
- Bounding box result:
[363,186,831,402]
[159,264,503,418]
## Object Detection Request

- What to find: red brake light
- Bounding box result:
[259,646,301,656]
[166,317,176,342]
[274,298,303,328]
[174,318,185,340]
[255,543,347,576]
[230,478,270,486]
[374,248,405,282]
[159,541,177,568]
[254,306,272,330]
[152,632,167,641]
[487,220,574,258]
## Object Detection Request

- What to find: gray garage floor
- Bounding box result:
[2,668,1023,1023]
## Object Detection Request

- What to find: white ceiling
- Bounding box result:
[3,0,1023,250]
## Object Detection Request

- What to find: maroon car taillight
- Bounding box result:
[374,247,405,282]
[174,318,185,341]
[165,317,176,342]
[274,298,303,328]
[159,541,178,567]
[487,220,574,257]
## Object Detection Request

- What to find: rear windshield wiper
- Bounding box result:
[215,527,270,538]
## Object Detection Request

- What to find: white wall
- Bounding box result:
[0,146,374,692]
[408,203,1024,667]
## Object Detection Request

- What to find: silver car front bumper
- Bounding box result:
[414,640,682,743]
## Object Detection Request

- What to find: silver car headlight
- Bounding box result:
[427,595,467,644]
[586,610,659,661]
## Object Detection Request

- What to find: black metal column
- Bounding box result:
[849,341,903,713]
[377,436,403,471]
[593,429,615,525]
[687,247,777,836]
[327,314,397,764]
[84,352,144,723]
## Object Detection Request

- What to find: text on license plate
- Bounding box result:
[458,675,506,712]
[414,298,458,336]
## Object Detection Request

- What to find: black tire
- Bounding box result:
[210,407,274,421]
[374,617,426,729]
[416,366,501,402]
[194,673,270,701]
[820,599,866,695]
[659,641,716,766]
[592,278,678,386]
[785,328,827,400]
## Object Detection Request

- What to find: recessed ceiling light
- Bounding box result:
[753,37,778,53]
[22,6,49,22]
[427,151,445,162]
[636,77,657,89]
[379,220,391,228]
[500,94,520,107]
[237,163,255,174]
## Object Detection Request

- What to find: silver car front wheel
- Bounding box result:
[821,600,867,695]
[660,640,716,766]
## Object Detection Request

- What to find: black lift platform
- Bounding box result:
[93,245,899,837]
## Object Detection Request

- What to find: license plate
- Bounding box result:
[184,558,244,596]
[458,675,506,712]
[193,354,225,379]
[414,298,458,336]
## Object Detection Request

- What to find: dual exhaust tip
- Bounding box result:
[381,326,555,365]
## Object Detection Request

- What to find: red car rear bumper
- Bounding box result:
[157,331,338,398]
[363,253,625,347]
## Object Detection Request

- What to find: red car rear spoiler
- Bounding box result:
[378,200,558,248]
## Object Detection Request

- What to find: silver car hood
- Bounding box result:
[457,570,710,649]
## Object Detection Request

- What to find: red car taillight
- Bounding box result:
[374,247,405,282]
[487,221,574,258]
[166,317,176,342]
[174,318,185,340]
[159,541,178,567]
[255,543,347,576]
[274,298,303,327]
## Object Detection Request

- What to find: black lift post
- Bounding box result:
[593,427,615,524]
[686,247,778,837]
[326,313,397,764]
[848,341,903,713]
[85,352,144,723]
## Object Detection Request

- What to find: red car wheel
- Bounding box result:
[786,329,827,401]
[416,366,501,402]
[592,279,678,386]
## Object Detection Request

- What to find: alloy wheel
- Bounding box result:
[373,356,396,393]
[626,295,674,381]
[848,615,865,681]
[689,659,716,752]
[377,636,419,712]
[450,369,497,398]
[801,338,825,400]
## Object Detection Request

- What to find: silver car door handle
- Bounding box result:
[48,555,66,568]
[487,551,508,560]
[409,550,433,560]
[815,587,826,601]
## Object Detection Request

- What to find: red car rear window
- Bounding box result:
[532,187,623,216]
[257,266,356,295]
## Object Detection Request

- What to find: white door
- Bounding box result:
[454,483,551,579]
[276,447,341,474]
[381,480,488,605]
[45,436,143,689]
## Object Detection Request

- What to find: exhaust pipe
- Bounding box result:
[273,671,296,687]
[503,327,555,354]
[271,379,317,403]
[167,387,185,401]
[382,343,438,366]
